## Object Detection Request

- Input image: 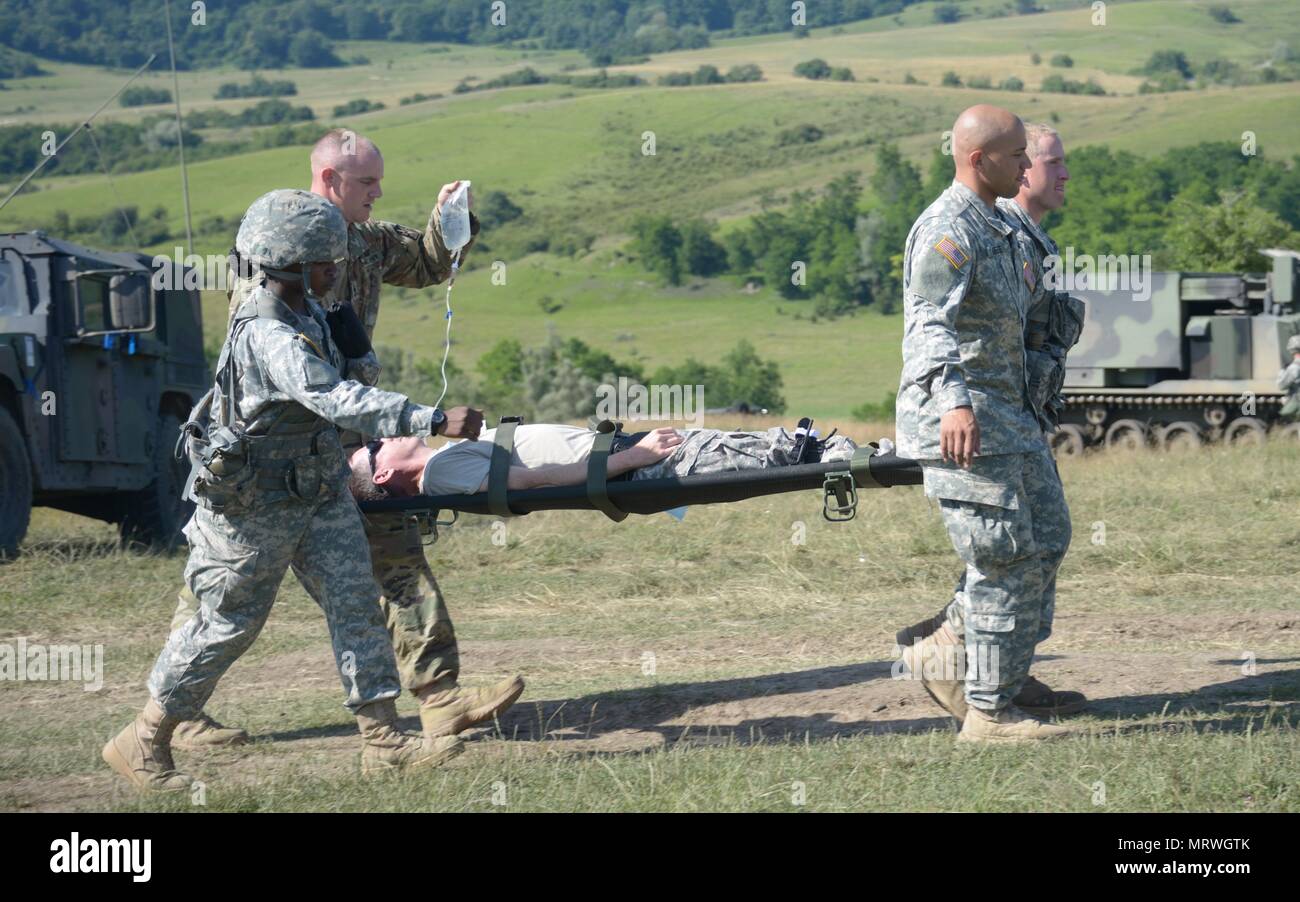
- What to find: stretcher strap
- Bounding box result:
[488,416,521,517]
[586,428,628,522]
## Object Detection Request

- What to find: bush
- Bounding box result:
[793,58,832,80]
[941,71,962,87]
[1049,53,1074,68]
[829,67,854,82]
[476,191,524,230]
[120,86,171,107]
[776,124,824,146]
[288,30,343,68]
[332,98,385,116]
[967,75,992,89]
[850,392,896,422]
[1139,50,1193,79]
[692,64,723,85]
[1031,53,1042,65]
[1041,74,1105,95]
[399,92,444,105]
[1208,5,1240,24]
[725,64,763,83]
[1001,75,1025,91]
[933,3,961,23]
[214,76,296,99]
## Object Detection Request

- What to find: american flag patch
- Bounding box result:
[934,235,968,270]
[1022,260,1036,290]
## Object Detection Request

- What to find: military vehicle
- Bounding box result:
[1052,249,1300,454]
[0,231,208,556]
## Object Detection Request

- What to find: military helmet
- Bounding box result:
[1287,334,1300,354]
[236,189,346,272]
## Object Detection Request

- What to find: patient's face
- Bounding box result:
[348,435,428,495]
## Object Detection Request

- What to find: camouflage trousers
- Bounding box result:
[169,509,460,696]
[150,490,401,719]
[919,447,1071,710]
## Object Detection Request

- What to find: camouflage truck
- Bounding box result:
[0,231,208,556]
[1053,249,1300,454]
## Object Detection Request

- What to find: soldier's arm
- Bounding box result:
[358,205,481,289]
[250,322,439,437]
[901,220,976,412]
[1278,363,1300,392]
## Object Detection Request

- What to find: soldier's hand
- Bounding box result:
[940,406,980,469]
[439,406,483,440]
[437,180,473,210]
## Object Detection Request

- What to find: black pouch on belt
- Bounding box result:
[325,303,373,358]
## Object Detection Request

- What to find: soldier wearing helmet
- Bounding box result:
[1279,334,1300,420]
[103,190,477,791]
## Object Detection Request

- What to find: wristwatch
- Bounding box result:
[431,408,447,432]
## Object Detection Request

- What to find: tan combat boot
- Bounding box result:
[896,618,968,722]
[171,711,249,750]
[102,699,194,792]
[958,704,1072,744]
[357,699,464,776]
[1013,675,1087,717]
[419,675,525,738]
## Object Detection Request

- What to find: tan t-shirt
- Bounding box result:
[420,425,599,495]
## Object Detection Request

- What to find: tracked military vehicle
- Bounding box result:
[0,231,208,556]
[1052,249,1300,454]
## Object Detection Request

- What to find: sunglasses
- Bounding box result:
[366,438,383,476]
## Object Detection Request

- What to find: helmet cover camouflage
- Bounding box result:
[235,189,347,271]
[1287,334,1300,354]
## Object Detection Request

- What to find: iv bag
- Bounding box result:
[440,180,473,253]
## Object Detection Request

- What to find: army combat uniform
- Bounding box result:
[1278,336,1300,419]
[172,204,477,698]
[105,190,460,791]
[894,180,1072,715]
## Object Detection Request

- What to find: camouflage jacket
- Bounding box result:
[895,180,1046,460]
[998,197,1086,431]
[217,287,441,440]
[228,203,478,373]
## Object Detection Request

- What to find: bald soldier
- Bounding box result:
[168,129,524,748]
[895,122,1089,725]
[892,105,1081,743]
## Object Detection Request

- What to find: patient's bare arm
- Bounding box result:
[474,427,683,492]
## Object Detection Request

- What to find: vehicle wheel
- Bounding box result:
[1224,417,1267,447]
[119,408,193,552]
[1157,421,1203,452]
[1049,424,1086,458]
[0,406,32,560]
[1274,422,1300,443]
[1104,418,1149,451]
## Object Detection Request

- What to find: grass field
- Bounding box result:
[0,437,1297,812]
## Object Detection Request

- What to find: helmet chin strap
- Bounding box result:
[261,262,322,304]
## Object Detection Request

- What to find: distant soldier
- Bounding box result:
[891,105,1081,743]
[1279,334,1300,419]
[895,121,1088,724]
[168,130,523,750]
[104,190,473,789]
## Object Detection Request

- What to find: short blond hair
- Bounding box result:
[1024,123,1061,160]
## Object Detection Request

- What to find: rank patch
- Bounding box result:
[934,235,969,270]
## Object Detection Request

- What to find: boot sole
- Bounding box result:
[957,730,1070,744]
[361,739,464,776]
[424,677,526,738]
[102,737,191,792]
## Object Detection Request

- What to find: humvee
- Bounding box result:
[0,231,207,556]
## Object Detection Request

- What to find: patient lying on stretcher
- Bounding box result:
[347,423,857,500]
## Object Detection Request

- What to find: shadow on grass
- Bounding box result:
[261,660,1300,748]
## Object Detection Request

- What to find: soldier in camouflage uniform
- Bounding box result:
[104,190,476,790]
[170,130,523,749]
[896,123,1088,725]
[891,106,1079,743]
[1279,334,1300,418]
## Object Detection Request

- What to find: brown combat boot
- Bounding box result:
[958,704,1072,744]
[896,618,968,722]
[419,675,525,738]
[1013,675,1087,717]
[102,699,194,792]
[357,699,464,776]
[171,711,249,750]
